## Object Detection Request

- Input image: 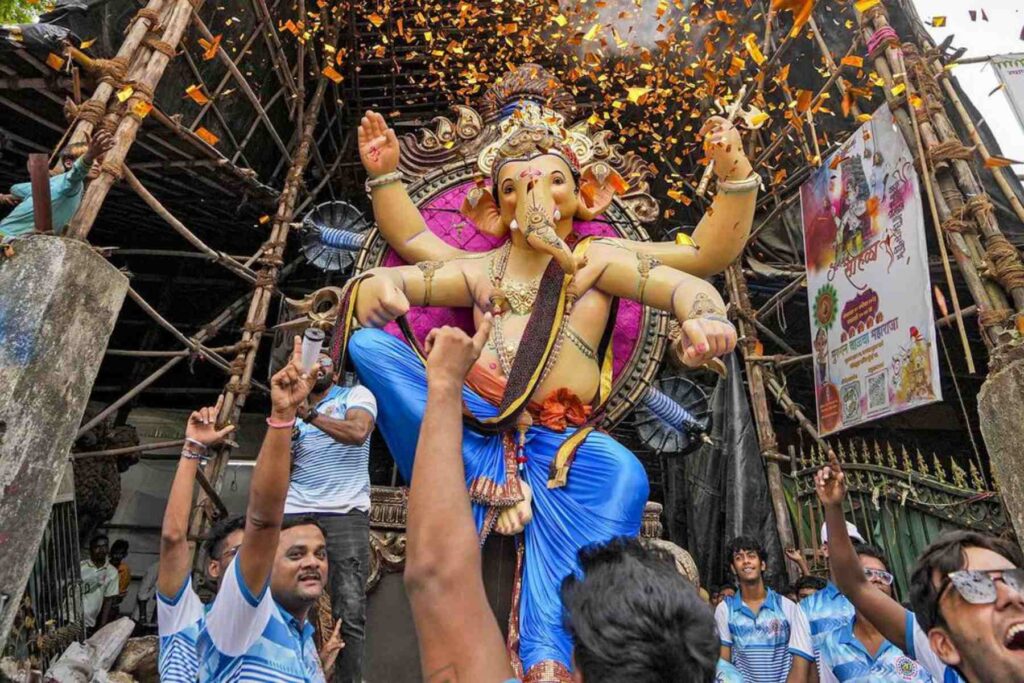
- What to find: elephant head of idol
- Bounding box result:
[460,121,627,276]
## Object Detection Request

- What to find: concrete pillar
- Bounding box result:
[0,236,127,647]
[978,358,1024,542]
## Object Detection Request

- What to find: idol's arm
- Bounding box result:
[355,260,476,328]
[369,183,466,263]
[615,116,758,278]
[588,245,736,367]
[614,176,757,278]
[359,110,466,263]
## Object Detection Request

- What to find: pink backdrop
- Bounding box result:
[381,181,643,379]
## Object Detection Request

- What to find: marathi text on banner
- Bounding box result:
[800,103,941,436]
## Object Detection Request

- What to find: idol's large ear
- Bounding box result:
[461,184,507,238]
[576,162,627,221]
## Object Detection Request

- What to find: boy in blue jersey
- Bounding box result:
[817,544,932,682]
[156,396,238,682]
[715,536,814,683]
[286,353,376,683]
[800,521,862,656]
[194,336,329,681]
[817,460,1024,683]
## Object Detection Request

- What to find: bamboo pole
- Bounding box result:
[189,8,341,540]
[725,264,799,582]
[938,76,1024,224]
[190,13,293,163]
[122,166,257,283]
[64,0,167,147]
[67,0,197,240]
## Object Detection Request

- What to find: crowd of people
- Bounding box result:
[125,319,1024,683]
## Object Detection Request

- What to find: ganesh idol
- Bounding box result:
[328,89,758,681]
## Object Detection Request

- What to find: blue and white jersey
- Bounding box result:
[904,611,965,683]
[157,575,205,682]
[285,384,377,515]
[800,581,855,652]
[817,618,933,682]
[197,556,324,682]
[716,657,745,682]
[715,589,813,683]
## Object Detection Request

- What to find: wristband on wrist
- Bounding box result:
[266,415,296,429]
[181,443,206,461]
[184,437,209,451]
[305,407,320,423]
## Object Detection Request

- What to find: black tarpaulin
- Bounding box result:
[663,352,785,589]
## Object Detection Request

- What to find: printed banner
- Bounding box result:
[992,53,1024,136]
[800,103,941,436]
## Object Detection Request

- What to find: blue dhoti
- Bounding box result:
[348,328,649,676]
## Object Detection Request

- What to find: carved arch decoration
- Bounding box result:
[355,64,667,428]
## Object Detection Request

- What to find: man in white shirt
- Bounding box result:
[80,534,119,632]
[286,354,376,683]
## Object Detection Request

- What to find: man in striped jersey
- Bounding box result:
[197,336,327,681]
[715,535,815,683]
[156,397,238,682]
[285,353,377,683]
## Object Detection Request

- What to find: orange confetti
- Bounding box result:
[45,53,65,71]
[322,66,343,84]
[771,0,814,37]
[259,215,271,224]
[198,34,222,61]
[131,100,153,118]
[627,87,651,104]
[985,156,1020,168]
[795,89,813,113]
[840,55,864,69]
[368,12,384,28]
[196,127,220,146]
[185,85,210,105]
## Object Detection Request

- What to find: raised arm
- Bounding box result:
[403,315,513,682]
[236,336,316,596]
[816,462,910,650]
[615,116,757,278]
[157,397,235,598]
[358,111,465,263]
[587,242,737,369]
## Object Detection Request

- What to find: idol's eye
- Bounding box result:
[502,183,514,195]
[552,174,566,185]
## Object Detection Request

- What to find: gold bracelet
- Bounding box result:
[416,260,443,307]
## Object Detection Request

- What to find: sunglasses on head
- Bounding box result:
[864,568,894,586]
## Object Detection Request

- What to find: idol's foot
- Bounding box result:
[495,480,533,535]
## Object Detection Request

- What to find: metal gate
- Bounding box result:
[785,439,1010,598]
[2,473,84,670]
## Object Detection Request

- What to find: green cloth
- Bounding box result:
[0,157,92,240]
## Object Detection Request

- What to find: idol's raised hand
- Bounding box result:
[358,110,400,178]
[700,115,752,181]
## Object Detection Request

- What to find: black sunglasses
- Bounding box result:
[933,568,1024,626]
